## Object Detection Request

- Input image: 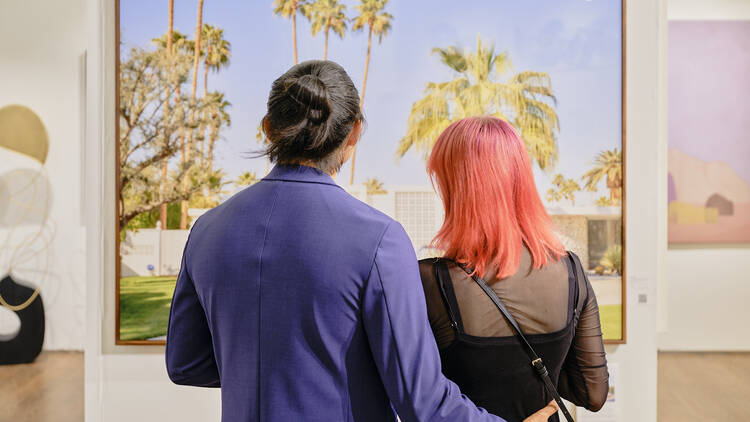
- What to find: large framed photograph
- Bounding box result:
[116,0,626,344]
[668,21,750,245]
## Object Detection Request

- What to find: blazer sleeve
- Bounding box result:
[361,222,504,422]
[165,237,220,388]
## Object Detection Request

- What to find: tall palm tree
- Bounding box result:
[364,177,387,205]
[582,148,622,204]
[181,0,205,230]
[546,174,581,206]
[205,92,231,172]
[397,35,560,171]
[273,0,308,64]
[200,24,231,96]
[300,0,348,60]
[349,0,392,184]
[152,30,195,53]
[159,0,175,230]
[199,24,231,162]
[153,29,195,229]
[152,30,194,164]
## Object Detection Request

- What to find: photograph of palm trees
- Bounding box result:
[116,0,625,344]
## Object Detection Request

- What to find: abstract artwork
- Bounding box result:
[668,21,750,244]
[0,104,50,363]
[117,0,625,344]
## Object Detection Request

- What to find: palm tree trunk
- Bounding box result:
[178,84,184,164]
[160,0,175,230]
[208,118,216,172]
[361,26,373,105]
[160,160,168,229]
[167,0,174,51]
[349,25,373,185]
[292,4,298,64]
[607,176,621,204]
[203,62,208,97]
[200,61,209,163]
[181,0,204,230]
[324,20,330,60]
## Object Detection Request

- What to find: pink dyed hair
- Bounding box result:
[427,116,565,279]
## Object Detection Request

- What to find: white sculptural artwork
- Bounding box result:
[0,104,52,364]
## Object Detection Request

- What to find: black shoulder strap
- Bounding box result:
[459,265,575,422]
[434,260,465,333]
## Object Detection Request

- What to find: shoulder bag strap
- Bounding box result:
[459,265,575,422]
[434,260,465,333]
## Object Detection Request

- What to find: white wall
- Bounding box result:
[0,0,87,350]
[84,0,221,420]
[601,1,665,421]
[85,0,665,421]
[658,0,750,352]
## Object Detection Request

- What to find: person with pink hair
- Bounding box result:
[419,116,610,421]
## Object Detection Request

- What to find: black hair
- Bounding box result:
[262,60,363,165]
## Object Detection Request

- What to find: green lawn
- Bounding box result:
[119,276,177,341]
[599,304,623,341]
[118,276,624,342]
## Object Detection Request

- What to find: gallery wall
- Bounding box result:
[658,0,750,351]
[85,0,665,421]
[0,0,87,350]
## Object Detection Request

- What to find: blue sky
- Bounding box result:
[121,0,622,206]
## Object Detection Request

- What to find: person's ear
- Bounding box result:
[346,120,363,147]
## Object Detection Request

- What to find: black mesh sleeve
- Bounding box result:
[557,257,610,411]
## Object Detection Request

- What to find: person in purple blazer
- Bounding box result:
[166,60,558,422]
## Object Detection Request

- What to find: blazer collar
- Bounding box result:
[263,164,339,187]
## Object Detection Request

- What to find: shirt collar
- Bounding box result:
[262,164,339,187]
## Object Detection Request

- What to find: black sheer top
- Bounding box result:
[419,248,609,421]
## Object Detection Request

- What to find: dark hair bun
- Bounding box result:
[263,60,363,164]
[285,74,331,124]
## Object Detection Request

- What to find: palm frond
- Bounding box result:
[399,34,560,168]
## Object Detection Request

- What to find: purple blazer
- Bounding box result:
[166,164,502,422]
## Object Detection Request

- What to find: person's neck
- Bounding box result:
[280,160,336,177]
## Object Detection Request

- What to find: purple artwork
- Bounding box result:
[668,21,750,243]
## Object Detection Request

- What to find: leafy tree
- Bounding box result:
[301,0,348,60]
[582,148,622,205]
[546,174,581,206]
[189,168,228,209]
[397,35,560,170]
[119,46,217,231]
[235,171,259,188]
[125,202,182,233]
[349,0,392,184]
[273,0,309,64]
